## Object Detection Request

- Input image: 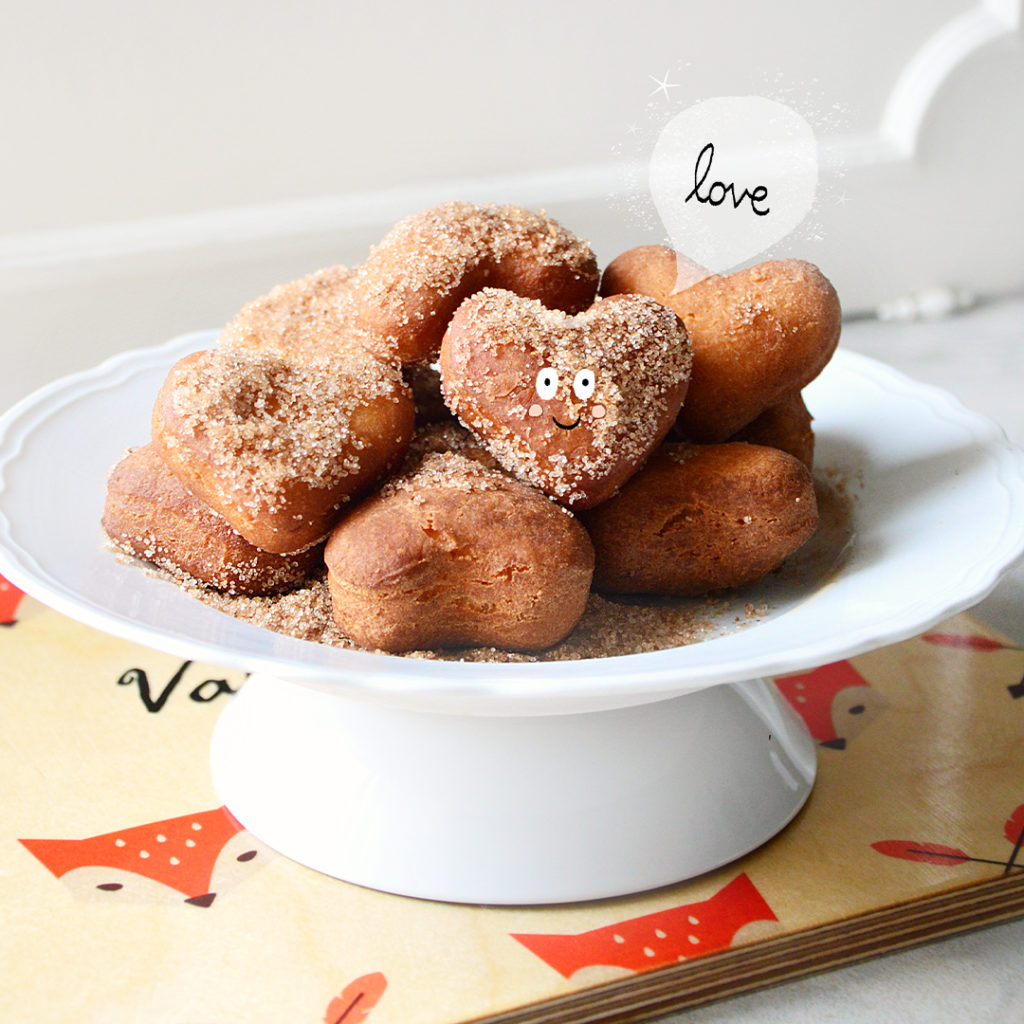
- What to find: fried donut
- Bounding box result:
[345,202,599,364]
[324,451,594,652]
[730,391,815,469]
[399,421,501,470]
[217,264,388,365]
[600,245,840,442]
[103,444,319,595]
[580,442,818,595]
[439,289,691,509]
[152,347,414,554]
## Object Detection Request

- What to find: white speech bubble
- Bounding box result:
[650,96,818,288]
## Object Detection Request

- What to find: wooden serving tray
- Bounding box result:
[1,575,1022,1024]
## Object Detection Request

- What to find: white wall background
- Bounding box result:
[1,0,1022,409]
[0,0,973,232]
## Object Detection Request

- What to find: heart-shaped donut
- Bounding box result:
[152,347,414,554]
[439,289,691,509]
[217,264,389,365]
[601,246,840,441]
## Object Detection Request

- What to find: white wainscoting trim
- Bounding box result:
[0,1,1019,277]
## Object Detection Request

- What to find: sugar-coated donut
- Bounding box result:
[324,450,594,652]
[399,421,501,470]
[103,444,320,595]
[218,265,389,365]
[101,201,851,660]
[439,289,691,509]
[580,442,818,595]
[600,245,840,442]
[346,202,599,364]
[152,347,414,554]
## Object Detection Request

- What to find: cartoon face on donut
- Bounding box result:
[528,367,607,428]
[439,289,691,509]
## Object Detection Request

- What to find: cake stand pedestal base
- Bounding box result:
[210,673,816,904]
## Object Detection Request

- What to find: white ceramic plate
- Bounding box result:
[1,330,1023,714]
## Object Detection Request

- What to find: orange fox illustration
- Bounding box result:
[774,660,887,749]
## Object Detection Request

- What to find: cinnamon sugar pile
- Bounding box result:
[184,568,727,661]
[173,469,855,662]
[181,571,351,647]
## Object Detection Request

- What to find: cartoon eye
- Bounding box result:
[573,369,596,400]
[535,368,558,400]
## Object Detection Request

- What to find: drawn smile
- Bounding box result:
[552,416,581,430]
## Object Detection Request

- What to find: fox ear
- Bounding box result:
[18,837,84,877]
[775,661,883,746]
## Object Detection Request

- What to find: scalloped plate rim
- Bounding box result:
[0,333,1023,712]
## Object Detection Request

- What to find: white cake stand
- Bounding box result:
[209,673,816,903]
[1,331,1023,903]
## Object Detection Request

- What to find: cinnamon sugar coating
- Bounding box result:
[439,289,691,509]
[399,421,501,471]
[152,347,414,554]
[600,246,840,441]
[581,442,818,595]
[346,202,599,363]
[324,451,594,653]
[217,264,389,365]
[103,444,320,595]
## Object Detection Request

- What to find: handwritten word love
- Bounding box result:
[685,142,769,217]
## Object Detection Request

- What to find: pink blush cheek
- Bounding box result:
[528,403,543,418]
[591,404,606,420]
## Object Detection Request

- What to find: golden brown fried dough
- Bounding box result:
[580,442,818,595]
[324,452,594,652]
[439,289,691,509]
[103,444,319,595]
[600,244,698,306]
[730,391,815,469]
[600,245,840,441]
[152,347,414,554]
[346,202,599,364]
[217,265,384,364]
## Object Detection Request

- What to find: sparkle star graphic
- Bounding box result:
[649,71,679,101]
